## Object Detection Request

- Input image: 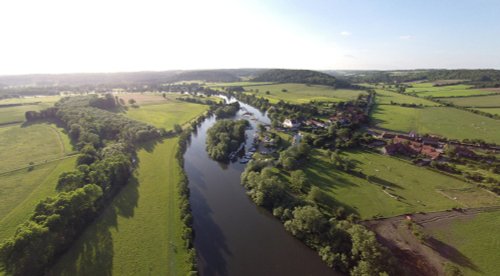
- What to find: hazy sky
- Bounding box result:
[1,0,499,74]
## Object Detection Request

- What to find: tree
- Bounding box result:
[174,124,183,134]
[128,98,136,105]
[290,170,307,192]
[284,206,326,239]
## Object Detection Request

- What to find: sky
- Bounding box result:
[0,0,499,75]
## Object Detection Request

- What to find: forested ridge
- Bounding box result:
[252,69,351,88]
[0,95,162,275]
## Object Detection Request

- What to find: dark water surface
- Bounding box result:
[184,100,337,276]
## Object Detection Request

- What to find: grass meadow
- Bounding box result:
[125,98,209,130]
[0,156,77,241]
[374,89,440,106]
[426,210,500,276]
[0,123,73,173]
[405,83,496,98]
[294,150,499,219]
[372,105,500,143]
[441,94,500,107]
[49,138,191,276]
[243,83,367,103]
[471,107,500,116]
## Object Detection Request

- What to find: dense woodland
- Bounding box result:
[252,69,351,88]
[206,119,249,161]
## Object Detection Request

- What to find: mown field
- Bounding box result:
[372,105,500,143]
[0,156,77,241]
[374,89,440,106]
[49,138,191,276]
[440,94,500,107]
[426,210,500,276]
[242,83,367,104]
[297,150,499,219]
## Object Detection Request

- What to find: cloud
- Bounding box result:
[340,31,351,36]
[399,35,412,40]
[344,54,356,59]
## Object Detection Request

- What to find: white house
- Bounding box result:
[282,119,301,129]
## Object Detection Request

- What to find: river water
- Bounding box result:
[184,99,336,276]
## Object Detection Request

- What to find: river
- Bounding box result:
[183,98,337,276]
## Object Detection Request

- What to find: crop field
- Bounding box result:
[426,210,500,276]
[50,138,190,276]
[125,99,209,130]
[374,89,440,106]
[440,94,500,107]
[243,83,367,103]
[372,105,500,143]
[0,123,73,173]
[0,156,77,241]
[471,107,500,116]
[298,150,499,219]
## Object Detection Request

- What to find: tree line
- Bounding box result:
[0,95,162,275]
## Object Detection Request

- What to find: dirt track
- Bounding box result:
[363,206,500,275]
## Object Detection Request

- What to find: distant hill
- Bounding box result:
[170,70,240,82]
[252,69,350,88]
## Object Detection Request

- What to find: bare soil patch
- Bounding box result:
[363,206,500,275]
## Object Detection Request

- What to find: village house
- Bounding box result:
[282,119,301,129]
[304,119,326,128]
[383,135,442,160]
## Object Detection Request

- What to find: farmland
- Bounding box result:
[471,107,500,116]
[292,150,499,219]
[440,94,500,107]
[374,89,440,106]
[50,139,191,275]
[0,156,77,241]
[372,105,500,143]
[242,83,367,103]
[405,83,497,98]
[125,99,209,130]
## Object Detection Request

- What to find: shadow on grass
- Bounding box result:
[425,237,481,273]
[49,175,140,276]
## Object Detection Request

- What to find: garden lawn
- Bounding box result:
[49,138,191,276]
[372,105,500,144]
[426,210,500,276]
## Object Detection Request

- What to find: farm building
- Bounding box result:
[282,119,301,129]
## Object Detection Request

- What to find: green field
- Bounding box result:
[0,104,48,125]
[126,101,209,130]
[441,94,500,107]
[243,83,367,103]
[0,156,77,241]
[0,123,73,173]
[372,105,500,143]
[374,89,440,106]
[205,81,274,87]
[50,138,190,276]
[426,210,500,276]
[0,96,61,105]
[404,83,496,98]
[471,107,500,116]
[297,150,499,219]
